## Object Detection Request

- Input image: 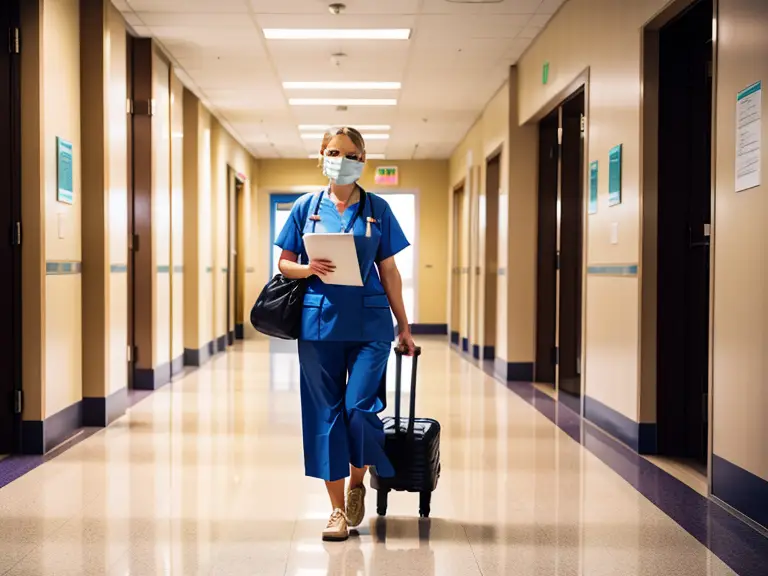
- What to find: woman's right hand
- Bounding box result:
[308,259,335,277]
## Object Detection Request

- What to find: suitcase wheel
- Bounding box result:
[377,489,389,516]
[419,491,431,518]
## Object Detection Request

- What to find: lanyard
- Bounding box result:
[310,187,367,234]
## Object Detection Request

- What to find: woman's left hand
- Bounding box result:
[398,328,417,356]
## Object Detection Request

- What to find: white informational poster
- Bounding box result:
[735,80,762,192]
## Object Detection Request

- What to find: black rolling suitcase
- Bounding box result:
[371,346,441,518]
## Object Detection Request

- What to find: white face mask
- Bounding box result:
[323,155,364,185]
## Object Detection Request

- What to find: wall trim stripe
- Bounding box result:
[587,264,638,276]
[83,387,128,427]
[21,400,82,454]
[712,455,768,531]
[110,263,127,273]
[409,323,448,335]
[45,261,82,275]
[584,395,657,454]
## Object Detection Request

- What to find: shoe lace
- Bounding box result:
[327,508,347,527]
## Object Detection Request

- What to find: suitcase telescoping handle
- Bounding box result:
[394,346,422,438]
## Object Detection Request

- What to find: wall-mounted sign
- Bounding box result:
[542,61,550,85]
[57,137,74,205]
[608,144,622,207]
[736,80,762,192]
[589,160,598,214]
[375,166,398,186]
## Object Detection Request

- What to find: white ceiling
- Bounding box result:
[113,0,565,159]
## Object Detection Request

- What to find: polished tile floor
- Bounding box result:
[0,339,749,575]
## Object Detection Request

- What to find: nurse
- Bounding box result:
[275,127,416,542]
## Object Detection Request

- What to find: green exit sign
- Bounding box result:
[543,61,550,85]
[375,166,398,185]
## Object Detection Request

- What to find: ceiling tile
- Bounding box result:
[145,0,555,158]
[136,13,256,27]
[538,0,567,14]
[125,0,249,11]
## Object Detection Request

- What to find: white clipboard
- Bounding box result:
[303,233,363,286]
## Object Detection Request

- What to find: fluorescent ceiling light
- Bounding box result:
[299,124,391,131]
[301,133,389,140]
[264,29,411,40]
[283,81,401,90]
[289,98,396,106]
[308,153,386,160]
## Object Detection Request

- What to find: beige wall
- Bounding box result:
[254,158,449,325]
[81,0,129,402]
[170,73,184,364]
[711,0,768,485]
[516,0,669,421]
[211,121,253,341]
[449,82,527,362]
[152,51,171,369]
[453,0,768,506]
[19,0,85,420]
[44,0,82,418]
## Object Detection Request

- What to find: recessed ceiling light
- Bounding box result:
[299,124,391,131]
[289,98,397,106]
[283,81,401,90]
[301,133,389,140]
[264,29,411,40]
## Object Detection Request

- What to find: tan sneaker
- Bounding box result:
[346,483,366,528]
[322,508,349,542]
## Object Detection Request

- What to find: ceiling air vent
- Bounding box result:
[336,105,348,112]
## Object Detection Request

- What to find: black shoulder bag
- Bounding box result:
[249,194,324,340]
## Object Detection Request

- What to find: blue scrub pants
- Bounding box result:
[297,340,395,482]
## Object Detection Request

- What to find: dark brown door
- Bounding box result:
[657,0,713,465]
[484,154,500,360]
[0,0,22,453]
[558,90,585,410]
[535,110,559,385]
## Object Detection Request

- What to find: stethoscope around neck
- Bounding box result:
[309,186,373,237]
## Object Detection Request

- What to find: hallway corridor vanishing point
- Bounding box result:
[0,339,755,575]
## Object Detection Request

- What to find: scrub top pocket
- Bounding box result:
[362,294,395,342]
[301,293,324,341]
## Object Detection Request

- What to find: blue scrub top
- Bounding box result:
[275,187,410,342]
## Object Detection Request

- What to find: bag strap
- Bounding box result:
[394,346,422,438]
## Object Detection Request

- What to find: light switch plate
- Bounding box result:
[610,222,619,245]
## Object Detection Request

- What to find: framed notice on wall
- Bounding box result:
[589,161,598,214]
[735,80,762,192]
[56,137,74,205]
[608,144,622,207]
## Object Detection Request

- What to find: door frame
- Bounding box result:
[528,69,591,410]
[640,0,719,491]
[483,147,503,360]
[369,188,420,325]
[269,193,303,280]
[1,0,22,453]
[450,180,466,347]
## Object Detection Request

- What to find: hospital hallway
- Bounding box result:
[0,339,765,576]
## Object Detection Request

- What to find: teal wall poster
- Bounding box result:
[589,161,598,214]
[608,144,622,207]
[57,137,74,205]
